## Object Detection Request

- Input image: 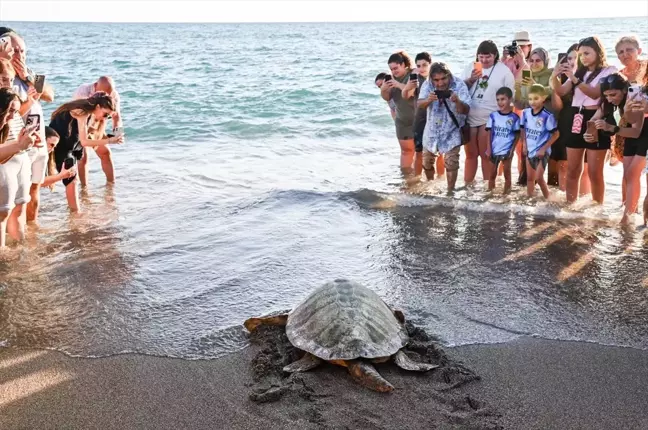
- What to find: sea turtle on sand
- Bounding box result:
[244,279,438,392]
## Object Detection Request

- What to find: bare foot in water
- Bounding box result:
[620,213,630,226]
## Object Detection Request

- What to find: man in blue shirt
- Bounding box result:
[418,62,471,192]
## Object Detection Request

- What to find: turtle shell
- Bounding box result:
[285,279,409,361]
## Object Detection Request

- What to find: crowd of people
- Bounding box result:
[376,31,648,225]
[0,26,125,248]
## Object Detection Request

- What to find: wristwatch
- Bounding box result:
[572,78,581,86]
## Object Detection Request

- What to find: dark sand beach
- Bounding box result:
[3,335,648,430]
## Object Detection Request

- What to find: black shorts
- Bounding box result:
[490,154,512,169]
[565,107,611,151]
[623,138,648,157]
[550,137,568,161]
[54,149,82,187]
[527,153,550,170]
[413,131,423,153]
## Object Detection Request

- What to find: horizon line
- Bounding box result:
[1,15,645,25]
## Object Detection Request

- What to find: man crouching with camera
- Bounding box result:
[417,62,471,193]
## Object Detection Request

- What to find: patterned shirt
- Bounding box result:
[521,107,557,157]
[418,78,471,154]
[486,111,520,156]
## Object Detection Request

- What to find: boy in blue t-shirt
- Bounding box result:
[485,87,520,193]
[521,85,559,199]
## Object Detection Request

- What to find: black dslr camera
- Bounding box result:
[504,40,518,57]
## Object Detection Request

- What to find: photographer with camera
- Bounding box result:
[418,62,470,192]
[462,40,515,185]
[502,31,533,80]
[403,51,444,177]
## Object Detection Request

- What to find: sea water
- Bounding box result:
[1,18,648,358]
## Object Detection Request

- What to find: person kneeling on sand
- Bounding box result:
[417,62,471,192]
[73,76,123,186]
[521,85,559,199]
[485,87,520,193]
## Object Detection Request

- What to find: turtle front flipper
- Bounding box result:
[283,353,323,373]
[243,314,288,333]
[347,360,394,393]
[394,350,439,372]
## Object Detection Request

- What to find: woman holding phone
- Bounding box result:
[48,92,123,213]
[463,40,515,184]
[380,51,421,177]
[550,44,590,193]
[584,73,646,224]
[0,87,37,248]
[555,36,616,204]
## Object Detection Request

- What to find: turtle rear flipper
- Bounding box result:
[283,353,322,373]
[244,314,288,333]
[394,350,439,372]
[347,360,394,393]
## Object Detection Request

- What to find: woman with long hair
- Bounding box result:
[380,50,421,177]
[584,73,645,224]
[550,44,591,193]
[463,40,515,185]
[0,87,37,248]
[555,36,617,204]
[48,92,123,212]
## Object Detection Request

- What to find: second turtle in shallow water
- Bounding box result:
[244,279,438,392]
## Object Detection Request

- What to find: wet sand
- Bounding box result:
[2,337,648,430]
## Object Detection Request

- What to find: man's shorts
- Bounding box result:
[423,145,461,174]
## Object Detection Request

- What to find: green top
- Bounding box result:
[390,70,415,124]
[515,67,555,112]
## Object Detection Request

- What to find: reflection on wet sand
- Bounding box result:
[497,227,576,264]
[0,186,136,351]
[382,203,648,345]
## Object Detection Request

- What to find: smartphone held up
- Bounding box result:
[34,74,46,94]
[25,114,41,131]
[586,120,599,143]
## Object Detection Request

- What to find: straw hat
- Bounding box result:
[514,31,532,46]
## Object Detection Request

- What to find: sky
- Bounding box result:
[1,0,647,23]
